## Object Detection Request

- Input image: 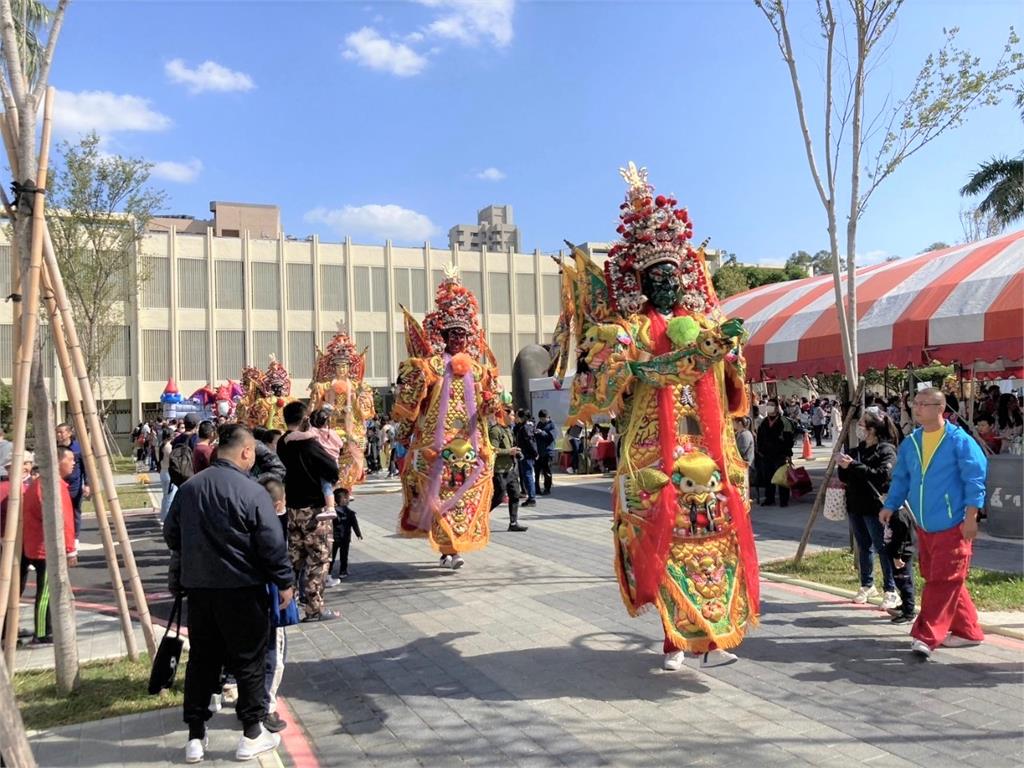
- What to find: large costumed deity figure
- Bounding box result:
[558,163,758,669]
[393,265,502,570]
[308,326,376,490]
[237,355,297,431]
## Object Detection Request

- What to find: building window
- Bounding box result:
[542,274,560,315]
[0,245,10,299]
[251,262,280,310]
[491,332,513,373]
[100,325,131,377]
[391,267,427,314]
[0,324,11,378]
[142,329,170,381]
[372,331,389,379]
[394,267,411,310]
[252,330,280,367]
[371,267,387,312]
[215,261,244,309]
[320,264,347,312]
[179,330,209,381]
[353,267,371,311]
[488,272,510,314]
[216,330,245,381]
[516,274,536,315]
[286,263,313,311]
[462,271,483,310]
[288,331,315,378]
[432,269,445,290]
[141,257,170,308]
[517,332,536,354]
[177,259,208,309]
[355,331,371,368]
[394,331,405,372]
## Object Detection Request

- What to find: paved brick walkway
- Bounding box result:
[26,478,1024,767]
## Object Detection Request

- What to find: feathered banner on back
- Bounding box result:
[400,304,434,358]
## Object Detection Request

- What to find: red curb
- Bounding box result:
[275,697,320,768]
[764,579,1024,651]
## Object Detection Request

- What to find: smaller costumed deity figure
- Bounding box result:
[308,326,376,490]
[556,163,758,670]
[393,266,502,569]
[237,356,296,431]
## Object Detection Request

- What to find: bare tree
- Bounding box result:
[0,0,77,703]
[756,0,1023,384]
[48,131,165,417]
[959,204,1004,243]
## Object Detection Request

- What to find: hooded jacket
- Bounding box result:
[883,421,987,533]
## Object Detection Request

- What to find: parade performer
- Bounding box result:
[308,326,376,490]
[558,163,758,670]
[393,265,502,570]
[237,356,296,431]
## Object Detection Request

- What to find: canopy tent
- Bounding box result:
[719,230,1024,381]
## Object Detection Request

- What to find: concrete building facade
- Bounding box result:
[448,204,521,252]
[0,225,564,432]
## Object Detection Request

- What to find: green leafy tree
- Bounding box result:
[47,131,167,415]
[960,89,1023,229]
[712,264,750,298]
[922,242,949,252]
[757,0,1024,388]
[787,248,846,276]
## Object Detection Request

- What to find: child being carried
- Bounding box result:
[286,406,343,520]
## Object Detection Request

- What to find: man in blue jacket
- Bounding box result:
[165,424,294,763]
[881,387,987,659]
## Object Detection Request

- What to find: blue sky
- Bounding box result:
[48,0,1022,265]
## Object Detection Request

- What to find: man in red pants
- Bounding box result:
[881,387,987,659]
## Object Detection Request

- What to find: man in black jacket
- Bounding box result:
[514,409,538,507]
[277,401,340,622]
[164,423,294,763]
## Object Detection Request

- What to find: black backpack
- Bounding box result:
[168,442,195,488]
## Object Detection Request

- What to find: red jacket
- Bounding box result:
[22,477,76,560]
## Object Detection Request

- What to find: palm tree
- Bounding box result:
[960,91,1024,228]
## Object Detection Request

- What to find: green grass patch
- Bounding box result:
[764,549,1024,612]
[14,652,185,731]
[110,456,138,474]
[82,487,155,515]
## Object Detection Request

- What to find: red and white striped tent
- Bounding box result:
[719,230,1024,381]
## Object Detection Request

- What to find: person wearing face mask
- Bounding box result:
[165,423,295,763]
[836,409,902,612]
[756,398,796,507]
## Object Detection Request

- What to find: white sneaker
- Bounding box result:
[662,651,686,671]
[853,585,878,604]
[440,555,452,569]
[235,725,280,760]
[324,576,341,588]
[185,735,208,764]
[880,591,903,612]
[941,633,982,648]
[316,508,337,521]
[221,683,238,704]
[700,649,738,668]
[209,693,222,713]
[910,638,932,658]
[451,555,465,570]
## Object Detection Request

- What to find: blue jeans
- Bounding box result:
[849,513,896,591]
[160,471,176,523]
[518,458,536,501]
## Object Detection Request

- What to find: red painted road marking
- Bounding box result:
[276,697,320,768]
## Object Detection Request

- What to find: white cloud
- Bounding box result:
[53,89,172,134]
[405,31,425,43]
[342,27,427,77]
[419,0,515,47]
[151,158,203,184]
[476,167,505,181]
[856,249,891,266]
[305,204,438,243]
[165,58,255,94]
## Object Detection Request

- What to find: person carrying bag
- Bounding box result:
[148,593,184,695]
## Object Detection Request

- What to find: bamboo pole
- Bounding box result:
[41,267,138,659]
[40,228,156,656]
[0,90,53,641]
[0,652,36,767]
[793,377,866,565]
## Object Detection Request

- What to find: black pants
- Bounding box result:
[893,559,916,616]
[535,454,552,495]
[762,458,790,506]
[184,587,270,731]
[20,556,50,639]
[330,524,352,576]
[491,469,520,525]
[812,424,824,447]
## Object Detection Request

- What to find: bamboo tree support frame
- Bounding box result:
[0,91,54,648]
[793,377,866,565]
[41,266,138,660]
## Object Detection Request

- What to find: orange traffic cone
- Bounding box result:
[802,431,813,460]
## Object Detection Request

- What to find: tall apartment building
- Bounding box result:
[0,205,563,432]
[448,205,521,253]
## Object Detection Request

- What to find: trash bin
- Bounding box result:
[984,455,1024,539]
